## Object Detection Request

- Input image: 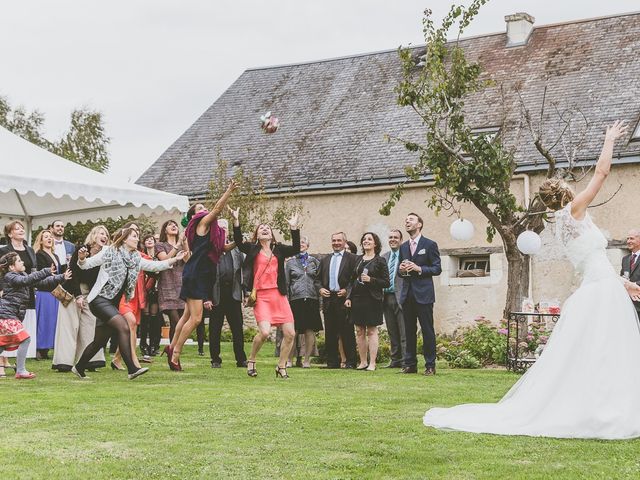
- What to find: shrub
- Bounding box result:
[435,318,507,368]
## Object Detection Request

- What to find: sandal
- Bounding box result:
[15,372,36,380]
[247,360,258,377]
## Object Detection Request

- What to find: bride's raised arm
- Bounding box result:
[571,121,628,220]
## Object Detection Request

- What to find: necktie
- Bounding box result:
[410,239,417,256]
[632,253,638,272]
[299,253,309,268]
[329,253,340,291]
[385,251,397,293]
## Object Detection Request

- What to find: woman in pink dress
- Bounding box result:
[230,207,300,378]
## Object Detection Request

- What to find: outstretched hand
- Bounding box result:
[228,179,239,192]
[287,213,299,229]
[63,269,73,281]
[605,120,628,142]
[50,263,57,275]
[78,247,88,261]
[228,206,240,221]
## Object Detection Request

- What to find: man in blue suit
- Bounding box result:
[398,213,441,375]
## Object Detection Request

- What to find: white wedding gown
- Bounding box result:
[423,203,640,439]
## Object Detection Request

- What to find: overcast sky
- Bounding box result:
[1,0,638,182]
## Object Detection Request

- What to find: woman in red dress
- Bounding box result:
[231,208,300,378]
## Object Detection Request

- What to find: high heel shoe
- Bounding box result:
[275,365,289,379]
[247,360,257,377]
[110,361,125,371]
[162,345,174,369]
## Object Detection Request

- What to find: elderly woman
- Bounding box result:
[52,226,109,372]
[345,232,390,371]
[285,236,322,368]
[73,227,184,380]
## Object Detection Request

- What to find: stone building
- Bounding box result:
[138,12,640,333]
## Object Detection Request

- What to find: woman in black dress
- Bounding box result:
[167,180,237,371]
[345,232,390,371]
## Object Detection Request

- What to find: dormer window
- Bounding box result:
[632,120,640,141]
[471,127,500,142]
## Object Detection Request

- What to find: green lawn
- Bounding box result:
[3,344,639,479]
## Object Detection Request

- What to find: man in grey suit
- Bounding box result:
[621,229,640,316]
[382,229,406,368]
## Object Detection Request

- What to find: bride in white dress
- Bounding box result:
[423,120,640,439]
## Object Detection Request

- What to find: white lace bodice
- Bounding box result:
[554,203,615,281]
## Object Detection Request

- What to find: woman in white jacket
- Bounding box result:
[72,227,185,380]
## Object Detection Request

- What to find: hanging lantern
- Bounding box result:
[449,218,475,241]
[517,230,542,255]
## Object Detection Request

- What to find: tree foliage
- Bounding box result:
[382,1,566,315]
[61,216,158,246]
[207,154,305,241]
[0,95,110,172]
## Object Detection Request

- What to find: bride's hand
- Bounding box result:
[605,120,628,142]
[624,281,640,301]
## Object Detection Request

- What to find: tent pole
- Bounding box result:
[12,189,33,245]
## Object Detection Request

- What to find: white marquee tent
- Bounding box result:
[0,126,189,237]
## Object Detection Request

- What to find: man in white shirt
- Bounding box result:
[50,220,75,271]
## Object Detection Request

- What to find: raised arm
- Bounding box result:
[140,251,185,272]
[571,121,628,220]
[199,180,238,231]
[277,214,301,258]
[230,206,252,254]
[6,269,51,287]
[77,247,106,270]
[36,273,67,291]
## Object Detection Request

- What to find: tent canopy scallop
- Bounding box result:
[0,126,189,232]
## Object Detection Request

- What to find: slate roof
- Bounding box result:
[137,12,640,198]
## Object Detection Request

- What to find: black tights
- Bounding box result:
[140,302,160,353]
[164,309,183,342]
[77,315,138,375]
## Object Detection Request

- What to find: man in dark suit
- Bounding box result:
[398,213,441,376]
[318,232,358,368]
[204,219,247,368]
[621,229,640,316]
[382,229,406,368]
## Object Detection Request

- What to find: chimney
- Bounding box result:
[505,12,535,47]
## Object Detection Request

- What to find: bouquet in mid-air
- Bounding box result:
[260,111,279,133]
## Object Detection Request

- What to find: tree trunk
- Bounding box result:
[503,239,530,318]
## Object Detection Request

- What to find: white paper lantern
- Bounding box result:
[450,218,475,241]
[517,230,542,255]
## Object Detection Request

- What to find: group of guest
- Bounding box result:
[229,209,441,378]
[0,182,443,381]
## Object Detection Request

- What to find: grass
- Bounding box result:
[2,344,640,480]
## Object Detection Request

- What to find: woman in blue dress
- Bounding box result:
[166,180,237,371]
[34,229,62,360]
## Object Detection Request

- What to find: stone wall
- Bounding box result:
[158,164,640,334]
